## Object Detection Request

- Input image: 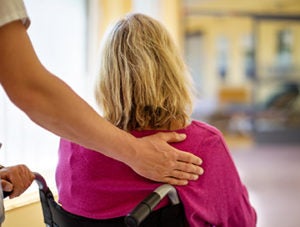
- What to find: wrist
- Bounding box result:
[114,131,139,165]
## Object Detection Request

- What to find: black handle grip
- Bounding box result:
[125,192,160,227]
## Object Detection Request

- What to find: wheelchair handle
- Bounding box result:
[125,184,179,227]
[2,172,49,199]
[33,172,50,192]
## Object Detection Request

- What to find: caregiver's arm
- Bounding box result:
[0,21,203,185]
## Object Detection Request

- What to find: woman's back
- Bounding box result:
[56,120,256,226]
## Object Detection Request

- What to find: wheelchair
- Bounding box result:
[33,172,187,227]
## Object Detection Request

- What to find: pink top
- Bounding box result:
[56,120,256,226]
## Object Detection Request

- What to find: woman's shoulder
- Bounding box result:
[183,120,223,137]
[173,120,227,151]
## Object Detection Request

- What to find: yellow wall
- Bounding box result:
[186,15,254,99]
[97,0,132,40]
[87,0,183,77]
[89,0,183,46]
[158,0,184,50]
[256,20,300,101]
[258,21,300,73]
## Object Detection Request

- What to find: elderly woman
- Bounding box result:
[56,13,256,227]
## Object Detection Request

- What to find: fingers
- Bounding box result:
[162,169,201,186]
[154,132,187,143]
[0,164,34,198]
[176,150,203,166]
[131,132,204,185]
[174,161,204,176]
[163,177,189,186]
[9,165,34,198]
[1,180,13,192]
[161,161,204,186]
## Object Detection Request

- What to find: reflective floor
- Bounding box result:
[231,143,300,227]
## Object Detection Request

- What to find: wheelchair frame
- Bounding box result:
[33,172,184,227]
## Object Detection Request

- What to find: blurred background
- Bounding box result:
[0,0,300,226]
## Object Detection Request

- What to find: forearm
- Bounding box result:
[27,76,137,162]
[22,74,136,161]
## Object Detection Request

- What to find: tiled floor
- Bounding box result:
[230,143,300,227]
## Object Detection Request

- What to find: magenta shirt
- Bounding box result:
[56,120,256,226]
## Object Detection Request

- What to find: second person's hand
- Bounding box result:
[0,164,35,199]
[128,132,204,185]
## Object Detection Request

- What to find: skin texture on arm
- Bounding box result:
[0,21,203,185]
[0,164,34,199]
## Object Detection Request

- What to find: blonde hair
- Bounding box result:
[95,13,194,131]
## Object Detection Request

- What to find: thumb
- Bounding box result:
[2,180,13,192]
